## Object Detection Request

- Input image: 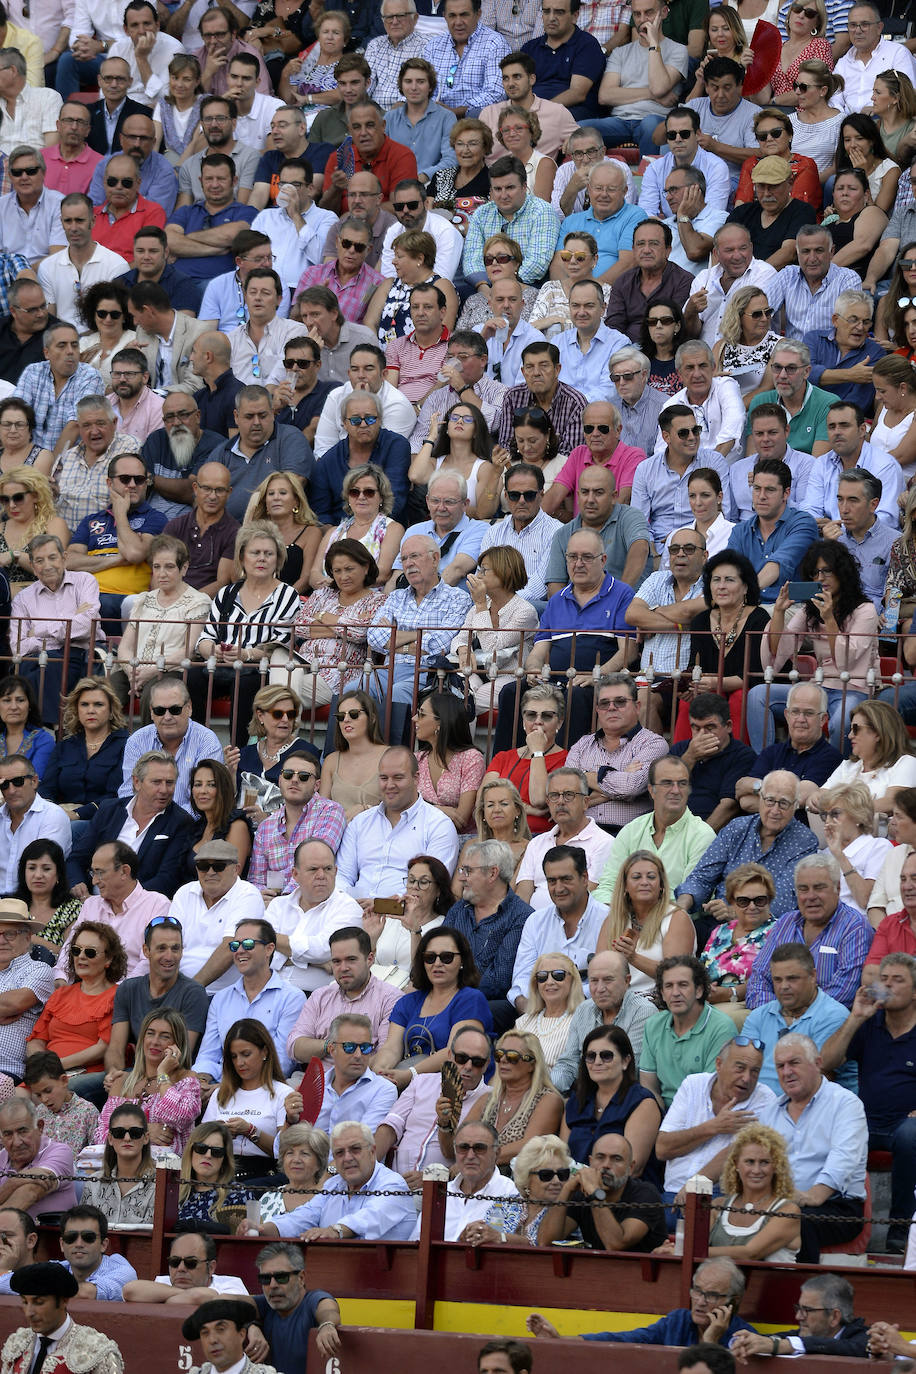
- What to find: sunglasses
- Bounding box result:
[191,1142,227,1158]
[395,199,421,211]
[559,250,591,262]
[536,969,569,983]
[675,425,702,438]
[452,1051,488,1068]
[168,1256,203,1269]
[114,473,147,486]
[666,129,693,141]
[105,175,135,188]
[62,1230,99,1244]
[792,81,814,91]
[495,1048,535,1063]
[267,707,297,720]
[72,945,100,958]
[424,950,458,965]
[533,1167,571,1182]
[505,489,538,503]
[756,127,785,140]
[0,492,27,506]
[733,893,770,909]
[228,937,269,951]
[583,423,611,434]
[285,356,317,368]
[95,308,123,319]
[610,370,640,383]
[110,1125,147,1140]
[745,307,774,319]
[648,316,676,326]
[345,415,378,427]
[584,1048,618,1064]
[668,543,700,555]
[150,703,184,717]
[280,769,316,782]
[732,1036,764,1051]
[348,487,378,498]
[337,708,364,721]
[483,252,514,266]
[196,860,231,873]
[10,165,39,177]
[790,3,819,15]
[455,1141,490,1155]
[147,915,182,932]
[339,237,368,252]
[257,1271,297,1286]
[0,776,30,790]
[899,261,916,271]
[336,1041,374,1054]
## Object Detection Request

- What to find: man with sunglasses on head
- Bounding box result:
[242,1243,340,1374]
[169,843,264,1000]
[375,1022,491,1187]
[539,1131,667,1252]
[248,752,346,898]
[311,1013,396,1134]
[193,918,305,1092]
[411,1119,522,1242]
[123,1233,250,1304]
[56,1205,136,1300]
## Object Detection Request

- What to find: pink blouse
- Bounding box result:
[416,746,487,815]
[762,601,879,692]
[771,37,833,96]
[95,1075,202,1157]
[295,586,388,693]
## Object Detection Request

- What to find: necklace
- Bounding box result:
[259,739,282,766]
[713,607,744,650]
[85,734,109,758]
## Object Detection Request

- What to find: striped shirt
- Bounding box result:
[566,726,669,829]
[0,250,29,314]
[495,380,586,451]
[479,507,562,604]
[424,22,511,114]
[15,361,105,449]
[196,579,301,652]
[365,32,430,108]
[767,262,863,341]
[463,192,561,284]
[366,579,472,659]
[631,569,704,674]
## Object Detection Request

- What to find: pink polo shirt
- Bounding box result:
[0,1135,77,1220]
[44,144,104,196]
[553,440,647,509]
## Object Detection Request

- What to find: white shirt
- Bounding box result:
[116,797,163,851]
[229,315,311,384]
[70,0,126,42]
[250,202,339,291]
[37,243,130,328]
[264,886,364,991]
[660,377,746,462]
[834,833,893,916]
[0,794,71,890]
[172,877,267,991]
[486,317,543,387]
[834,38,916,113]
[379,211,464,281]
[313,379,418,457]
[515,820,615,909]
[410,1169,522,1240]
[692,258,778,347]
[235,93,284,151]
[108,32,186,103]
[155,1273,248,1294]
[661,1071,777,1192]
[336,796,460,898]
[0,85,63,158]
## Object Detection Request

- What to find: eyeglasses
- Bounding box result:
[195,483,231,495]
[11,302,46,316]
[267,707,297,720]
[505,489,539,503]
[96,308,123,320]
[10,165,39,177]
[105,175,135,188]
[674,425,703,438]
[168,1256,204,1270]
[668,543,700,555]
[151,703,184,717]
[495,1049,535,1064]
[745,307,774,319]
[597,696,632,709]
[559,250,591,263]
[522,709,557,720]
[191,1142,227,1158]
[0,776,30,790]
[228,937,269,951]
[257,1270,299,1285]
[453,1051,488,1068]
[424,950,458,965]
[335,1041,374,1054]
[0,421,26,431]
[536,969,569,983]
[111,370,144,382]
[406,876,433,892]
[566,551,601,562]
[429,494,461,506]
[772,362,803,374]
[760,795,795,811]
[691,1285,731,1303]
[345,415,378,427]
[733,894,770,909]
[63,1230,99,1244]
[72,945,100,958]
[547,790,585,803]
[449,413,475,427]
[483,252,514,266]
[732,1036,764,1051]
[0,492,28,506]
[110,1125,147,1140]
[848,17,878,26]
[280,769,316,782]
[163,410,197,423]
[339,237,369,252]
[337,708,364,721]
[533,1167,571,1182]
[610,370,640,384]
[196,860,232,874]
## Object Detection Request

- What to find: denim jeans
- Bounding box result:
[56,50,103,98]
[579,114,666,155]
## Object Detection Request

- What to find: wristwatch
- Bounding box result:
[677,214,690,223]
[332,1222,347,1239]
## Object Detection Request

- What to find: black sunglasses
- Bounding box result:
[72,945,100,959]
[424,950,458,964]
[452,1051,488,1068]
[196,860,231,873]
[110,1125,146,1140]
[105,175,136,188]
[10,165,39,177]
[168,1256,203,1269]
[257,1270,298,1285]
[583,423,611,434]
[191,1141,227,1158]
[151,703,184,716]
[339,236,368,251]
[95,308,123,319]
[394,199,421,211]
[114,473,146,486]
[505,489,538,503]
[532,1167,571,1182]
[536,969,569,983]
[0,776,30,790]
[62,1230,99,1244]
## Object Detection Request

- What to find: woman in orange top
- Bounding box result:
[734,107,822,210]
[27,920,125,1080]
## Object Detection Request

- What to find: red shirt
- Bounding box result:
[92,195,166,257]
[735,151,822,213]
[322,136,418,210]
[864,909,916,966]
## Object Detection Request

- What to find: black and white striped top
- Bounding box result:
[198,580,302,650]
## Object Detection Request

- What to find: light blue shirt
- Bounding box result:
[57,1254,138,1301]
[742,989,858,1094]
[664,205,730,276]
[249,203,339,292]
[118,720,223,815]
[555,323,631,395]
[630,448,734,545]
[192,972,306,1080]
[384,101,457,181]
[803,441,904,527]
[315,1066,398,1135]
[638,147,732,215]
[486,316,544,387]
[336,795,460,898]
[758,1076,867,1198]
[728,445,814,519]
[557,201,648,278]
[507,894,608,1006]
[273,1159,416,1239]
[199,269,290,330]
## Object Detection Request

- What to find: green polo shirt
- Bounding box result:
[594,808,715,904]
[747,383,833,455]
[641,1002,736,1107]
[661,0,710,47]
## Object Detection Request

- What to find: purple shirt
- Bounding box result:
[0,1134,76,1219]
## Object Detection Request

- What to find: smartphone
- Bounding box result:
[375,897,405,916]
[787,582,821,601]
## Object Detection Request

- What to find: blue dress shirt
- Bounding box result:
[726,508,820,603]
[746,900,874,1009]
[273,1159,416,1239]
[192,972,306,1079]
[758,1076,867,1198]
[555,323,631,394]
[584,1310,755,1344]
[315,1066,398,1135]
[675,815,818,917]
[385,102,457,180]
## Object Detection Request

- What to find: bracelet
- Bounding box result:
[409,1066,418,1079]
[437,1121,454,1133]
[156,1073,170,1085]
[248,1122,259,1140]
[530,750,545,758]
[771,1338,780,1357]
[317,1321,337,1331]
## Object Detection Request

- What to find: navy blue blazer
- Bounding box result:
[87,96,151,155]
[67,798,194,897]
[40,729,129,820]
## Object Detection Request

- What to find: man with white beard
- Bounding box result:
[141,392,225,519]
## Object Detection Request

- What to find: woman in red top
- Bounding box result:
[28,920,125,1078]
[770,0,833,104]
[734,107,822,210]
[483,683,568,835]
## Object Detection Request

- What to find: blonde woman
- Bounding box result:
[886,488,916,634]
[244,471,324,596]
[454,778,531,895]
[309,464,404,589]
[178,1121,250,1224]
[701,862,776,1020]
[516,953,585,1069]
[98,1009,200,1156]
[596,850,696,997]
[871,355,916,481]
[820,782,893,917]
[462,1030,563,1166]
[713,286,781,397]
[510,1134,577,1246]
[0,467,69,589]
[452,545,539,713]
[871,69,916,165]
[770,0,832,104]
[689,5,778,104]
[706,1124,800,1262]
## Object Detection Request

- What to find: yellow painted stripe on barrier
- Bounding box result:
[338,1299,416,1328]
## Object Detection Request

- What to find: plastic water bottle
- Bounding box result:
[885,586,903,637]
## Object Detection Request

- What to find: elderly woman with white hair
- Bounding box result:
[745,851,876,1011]
[510,1133,577,1245]
[820,782,893,918]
